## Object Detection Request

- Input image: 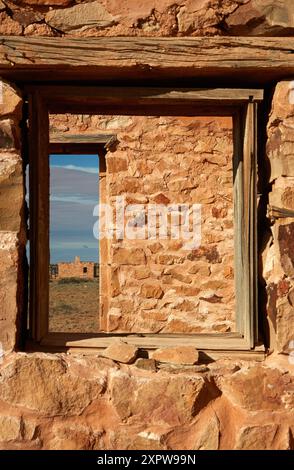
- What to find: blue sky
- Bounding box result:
[50,154,99,263]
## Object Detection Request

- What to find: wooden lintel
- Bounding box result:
[37,86,263,115]
[1,36,294,83]
[50,132,116,145]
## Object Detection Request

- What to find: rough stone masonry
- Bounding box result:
[50,113,235,334]
[0,0,294,450]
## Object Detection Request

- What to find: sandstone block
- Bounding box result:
[0,12,23,35]
[110,267,120,297]
[12,10,44,27]
[134,267,150,280]
[140,283,164,299]
[150,192,170,205]
[147,242,163,254]
[0,119,20,150]
[187,246,221,264]
[0,157,24,231]
[102,340,138,364]
[235,424,280,450]
[109,177,140,195]
[0,232,19,351]
[276,299,294,353]
[0,354,107,416]
[168,269,192,284]
[0,81,22,119]
[111,426,169,451]
[281,186,294,210]
[0,415,21,442]
[156,253,185,265]
[152,347,199,365]
[135,358,157,372]
[226,0,294,36]
[193,413,220,450]
[177,0,223,35]
[109,371,206,425]
[112,247,146,265]
[107,157,128,173]
[173,285,200,296]
[190,188,215,204]
[278,222,294,277]
[48,423,103,450]
[217,364,294,412]
[46,1,116,33]
[141,309,167,322]
[168,178,197,192]
[125,194,148,205]
[267,81,294,132]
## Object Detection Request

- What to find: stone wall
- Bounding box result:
[0,0,294,451]
[51,114,235,334]
[1,1,294,38]
[0,353,293,450]
[0,80,25,352]
[57,256,96,279]
[263,81,294,354]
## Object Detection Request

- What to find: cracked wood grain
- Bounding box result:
[0,37,294,81]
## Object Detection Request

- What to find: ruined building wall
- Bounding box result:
[0,81,25,352]
[0,0,294,38]
[57,257,96,279]
[0,0,294,450]
[264,81,294,354]
[51,114,235,334]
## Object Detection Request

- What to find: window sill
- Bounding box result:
[26,332,266,362]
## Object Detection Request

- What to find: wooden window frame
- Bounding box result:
[36,133,110,342]
[26,85,264,358]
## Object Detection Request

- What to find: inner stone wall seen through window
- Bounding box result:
[50,114,235,334]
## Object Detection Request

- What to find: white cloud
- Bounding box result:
[51,164,99,174]
[51,240,98,249]
[50,195,97,205]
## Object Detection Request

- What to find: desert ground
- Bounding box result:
[49,278,99,333]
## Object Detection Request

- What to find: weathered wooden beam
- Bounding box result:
[28,90,50,341]
[1,36,294,82]
[26,339,266,361]
[49,132,117,154]
[39,332,266,352]
[45,87,264,104]
[50,132,116,145]
[36,86,263,114]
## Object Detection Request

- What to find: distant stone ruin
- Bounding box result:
[50,256,99,280]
